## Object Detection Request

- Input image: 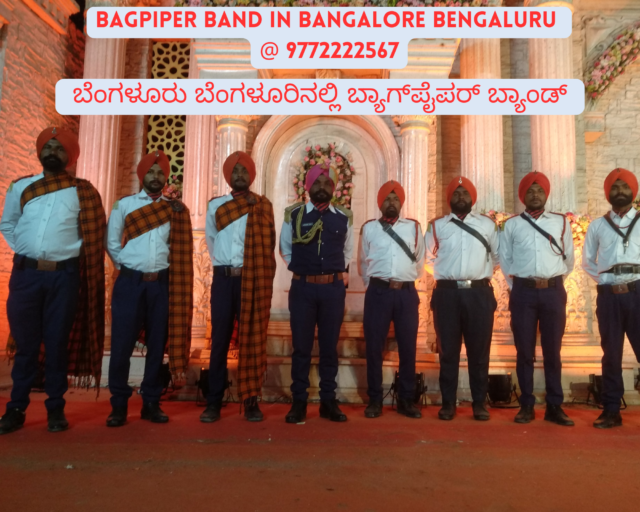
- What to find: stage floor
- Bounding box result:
[1,390,640,511]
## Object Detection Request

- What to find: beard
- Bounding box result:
[611,192,633,209]
[232,179,249,192]
[41,155,65,173]
[383,206,398,218]
[144,179,164,193]
[310,189,332,203]
[450,200,472,215]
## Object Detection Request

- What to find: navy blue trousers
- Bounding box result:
[596,283,640,412]
[207,273,242,405]
[6,259,80,412]
[363,283,419,402]
[509,280,567,407]
[431,286,496,404]
[108,269,169,408]
[289,277,346,402]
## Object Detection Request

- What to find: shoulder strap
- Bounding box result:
[284,202,305,223]
[334,204,353,227]
[603,211,640,251]
[378,220,416,263]
[450,218,491,261]
[519,213,566,260]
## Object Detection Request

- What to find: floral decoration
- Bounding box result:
[585,22,640,101]
[163,173,183,200]
[293,143,355,209]
[175,0,493,8]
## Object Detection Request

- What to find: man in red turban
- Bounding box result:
[358,181,424,419]
[425,176,498,422]
[105,150,193,427]
[582,168,640,429]
[201,151,276,424]
[0,127,106,435]
[499,171,575,427]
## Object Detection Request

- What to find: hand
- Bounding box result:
[343,272,349,287]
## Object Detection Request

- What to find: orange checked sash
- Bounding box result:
[8,173,106,388]
[122,199,194,378]
[215,192,276,400]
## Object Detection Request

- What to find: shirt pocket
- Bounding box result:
[57,194,81,216]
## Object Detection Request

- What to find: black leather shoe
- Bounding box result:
[364,401,382,418]
[544,404,574,426]
[319,399,347,422]
[438,402,456,421]
[200,403,221,423]
[0,408,26,435]
[141,403,169,423]
[47,408,69,433]
[515,405,535,424]
[106,407,128,427]
[243,396,264,422]
[285,400,307,423]
[397,398,422,419]
[593,410,623,429]
[472,402,490,421]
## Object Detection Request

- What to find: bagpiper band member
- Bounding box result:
[105,151,193,427]
[280,164,354,423]
[583,168,640,429]
[0,127,106,435]
[426,177,499,421]
[201,151,277,423]
[499,171,575,426]
[358,181,425,419]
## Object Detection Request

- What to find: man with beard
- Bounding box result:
[499,171,575,426]
[0,127,106,435]
[425,177,499,421]
[105,151,193,427]
[583,168,640,429]
[358,181,425,419]
[280,164,354,423]
[200,151,276,423]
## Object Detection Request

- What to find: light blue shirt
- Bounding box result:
[206,194,247,267]
[106,191,170,272]
[0,172,82,261]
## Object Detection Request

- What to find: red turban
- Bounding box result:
[223,151,256,187]
[137,150,170,184]
[518,172,550,204]
[36,127,80,168]
[377,180,405,210]
[604,168,638,200]
[446,177,477,207]
[305,164,334,192]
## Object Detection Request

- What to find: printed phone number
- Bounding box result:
[286,41,399,59]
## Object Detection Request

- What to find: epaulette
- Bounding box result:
[359,218,376,234]
[209,195,224,203]
[426,215,445,233]
[112,200,119,211]
[406,217,421,226]
[8,174,34,192]
[334,204,354,227]
[500,214,519,231]
[284,201,305,223]
[480,213,499,231]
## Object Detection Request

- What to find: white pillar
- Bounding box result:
[460,39,504,212]
[525,0,576,212]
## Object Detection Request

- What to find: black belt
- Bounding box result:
[370,277,414,290]
[597,281,638,295]
[120,265,168,282]
[514,276,563,289]
[214,266,242,277]
[603,264,640,275]
[436,279,491,289]
[14,254,79,271]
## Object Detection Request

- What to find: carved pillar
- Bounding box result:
[214,116,259,196]
[524,0,576,212]
[460,39,504,212]
[393,115,434,352]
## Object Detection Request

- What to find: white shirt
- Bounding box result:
[206,194,248,267]
[279,202,354,267]
[358,218,425,287]
[499,211,575,288]
[582,209,640,285]
[0,172,82,261]
[425,212,499,281]
[106,191,170,272]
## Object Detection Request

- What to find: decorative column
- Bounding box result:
[214,116,259,196]
[460,39,504,212]
[393,115,434,353]
[524,0,576,213]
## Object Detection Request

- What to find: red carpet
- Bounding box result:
[1,390,640,511]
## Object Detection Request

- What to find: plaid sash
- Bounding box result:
[8,173,106,388]
[215,192,276,400]
[123,200,194,378]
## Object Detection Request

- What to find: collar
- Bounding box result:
[611,207,636,220]
[137,190,166,202]
[305,201,336,214]
[447,211,477,222]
